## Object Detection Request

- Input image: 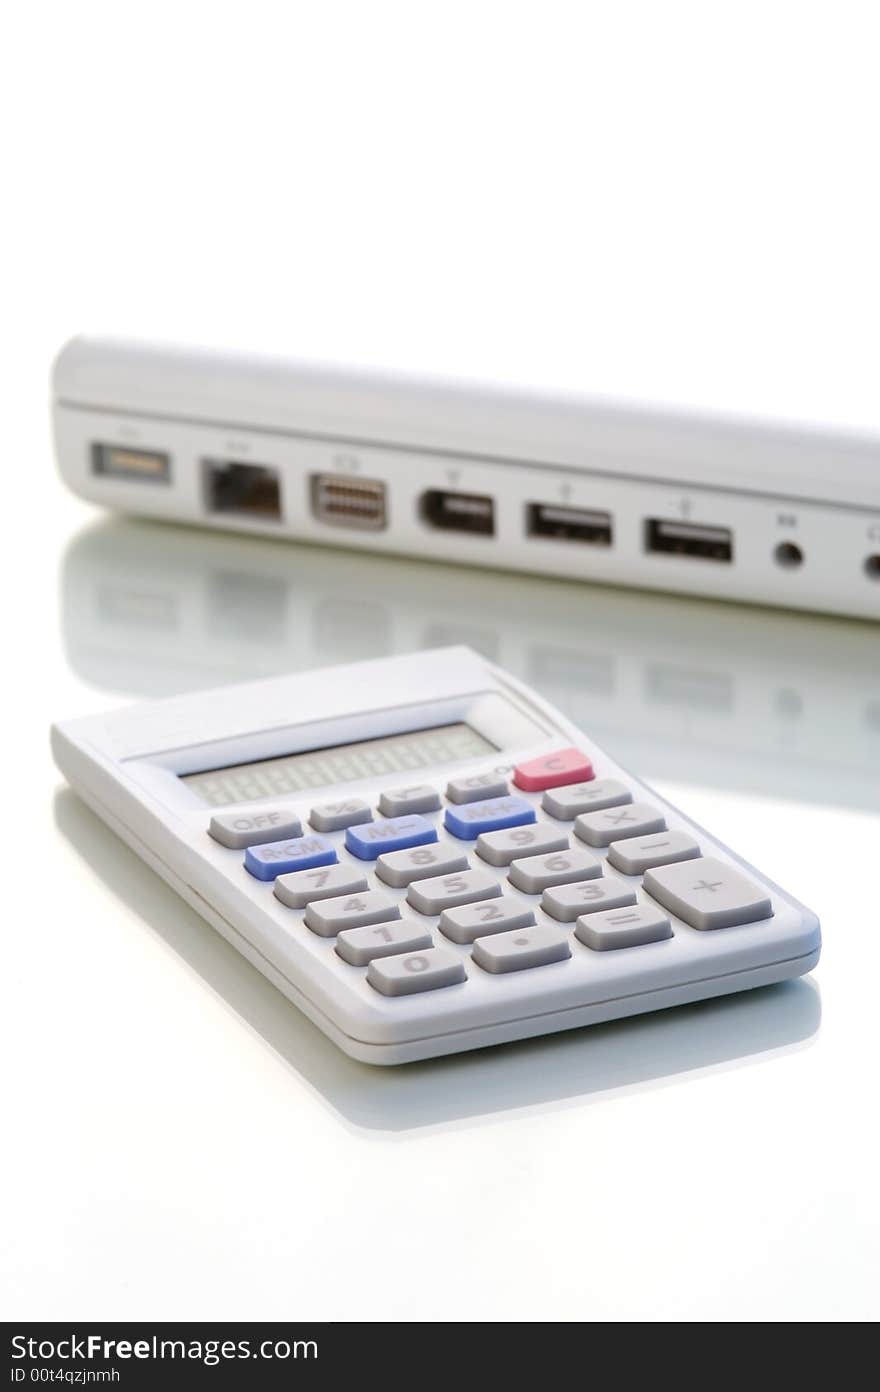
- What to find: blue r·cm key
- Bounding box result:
[245,834,337,881]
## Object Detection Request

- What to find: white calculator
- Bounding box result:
[52,647,820,1064]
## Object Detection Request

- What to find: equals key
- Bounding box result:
[576,905,673,951]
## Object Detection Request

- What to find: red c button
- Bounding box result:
[512,748,594,792]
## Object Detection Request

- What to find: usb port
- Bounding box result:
[421,489,495,536]
[646,518,733,562]
[92,444,170,483]
[527,503,612,545]
[205,460,282,520]
[311,473,387,530]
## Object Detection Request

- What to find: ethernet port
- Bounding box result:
[205,460,282,521]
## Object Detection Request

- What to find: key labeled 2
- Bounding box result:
[440,896,536,945]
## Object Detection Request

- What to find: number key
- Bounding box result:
[304,890,401,938]
[375,844,469,888]
[507,847,601,893]
[542,879,638,922]
[367,947,467,997]
[475,825,569,867]
[439,895,536,945]
[336,920,433,967]
[407,869,501,915]
[274,864,369,909]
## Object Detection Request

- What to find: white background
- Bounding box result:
[2,1,879,1321]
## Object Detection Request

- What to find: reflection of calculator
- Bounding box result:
[52,647,820,1064]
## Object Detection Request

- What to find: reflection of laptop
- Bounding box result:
[53,336,880,621]
[61,520,880,812]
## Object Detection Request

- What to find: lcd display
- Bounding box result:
[181,721,498,807]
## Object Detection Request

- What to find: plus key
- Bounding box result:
[512,748,594,792]
[643,856,773,930]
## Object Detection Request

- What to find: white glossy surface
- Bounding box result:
[4,2,880,1319]
[3,498,876,1320]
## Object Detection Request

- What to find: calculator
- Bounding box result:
[52,647,821,1064]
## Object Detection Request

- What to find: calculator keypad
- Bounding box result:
[406,869,501,915]
[205,743,778,1007]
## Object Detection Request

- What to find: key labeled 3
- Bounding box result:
[542,878,637,922]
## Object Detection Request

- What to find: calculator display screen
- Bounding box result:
[180,722,498,807]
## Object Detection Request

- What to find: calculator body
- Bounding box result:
[51,647,820,1064]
